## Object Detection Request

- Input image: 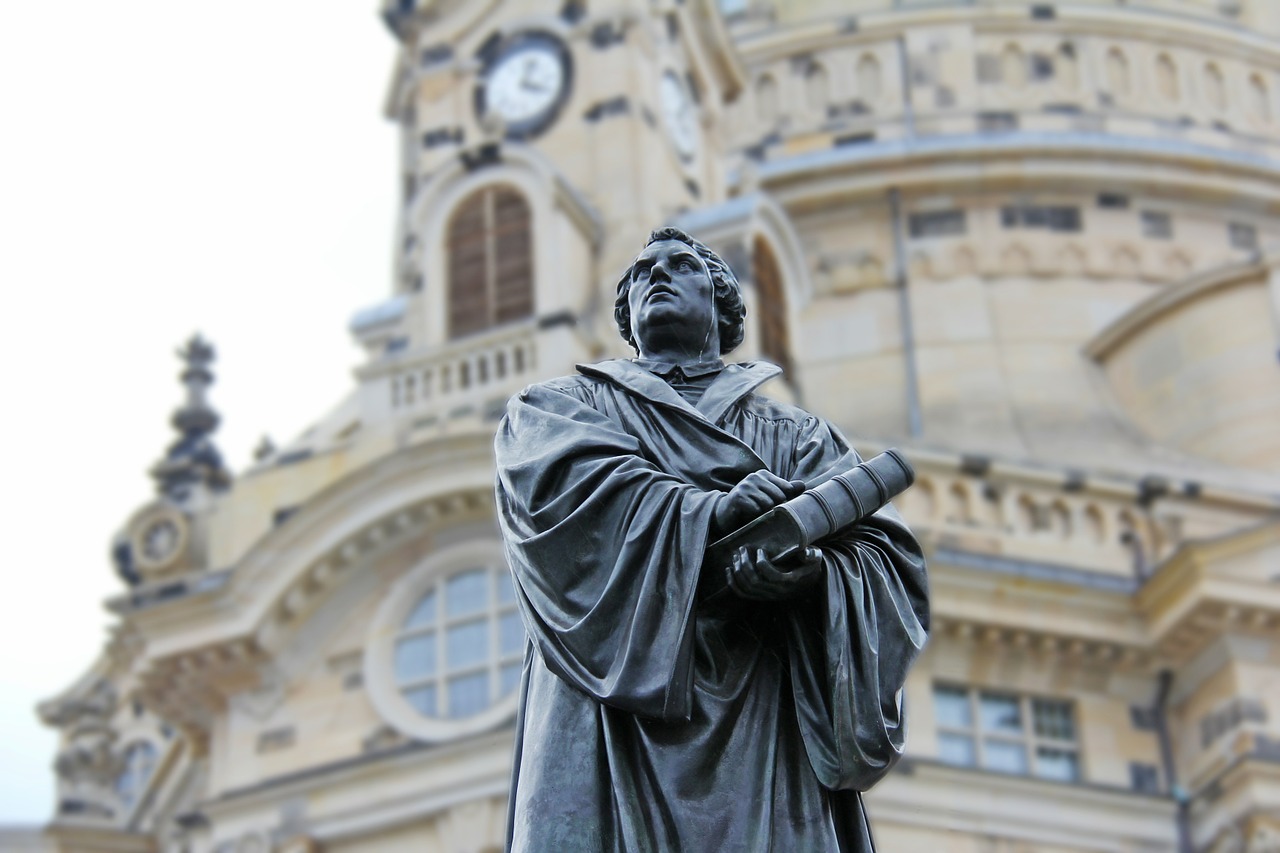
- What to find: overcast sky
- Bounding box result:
[0,2,398,822]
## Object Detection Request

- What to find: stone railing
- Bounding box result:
[894,458,1186,579]
[386,325,539,417]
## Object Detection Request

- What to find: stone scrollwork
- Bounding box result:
[42,679,116,730]
[52,729,121,820]
[228,663,287,721]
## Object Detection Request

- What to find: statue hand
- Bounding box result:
[713,471,805,534]
[725,546,824,602]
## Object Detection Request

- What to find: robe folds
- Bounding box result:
[495,359,930,853]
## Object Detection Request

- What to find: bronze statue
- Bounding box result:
[495,227,930,851]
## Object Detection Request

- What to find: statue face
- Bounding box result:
[626,239,719,357]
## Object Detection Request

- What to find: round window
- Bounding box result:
[366,540,527,741]
[394,566,524,719]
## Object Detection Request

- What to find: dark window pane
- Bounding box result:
[1032,698,1075,740]
[1035,747,1080,782]
[1141,210,1173,238]
[1129,761,1160,793]
[909,210,967,238]
[1229,222,1258,250]
[753,237,793,377]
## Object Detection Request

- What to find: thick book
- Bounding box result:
[700,449,915,601]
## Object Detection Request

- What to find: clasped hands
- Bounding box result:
[713,471,824,601]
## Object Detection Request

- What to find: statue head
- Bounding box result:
[615,226,746,356]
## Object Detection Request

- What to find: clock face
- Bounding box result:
[660,71,699,162]
[130,506,189,575]
[478,33,572,139]
[142,519,180,564]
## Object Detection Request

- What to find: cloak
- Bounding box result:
[494,359,929,852]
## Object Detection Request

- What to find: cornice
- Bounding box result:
[124,435,502,747]
[748,131,1280,213]
[928,543,1153,671]
[873,757,1177,849]
[44,824,156,853]
[209,726,511,811]
[731,4,1280,66]
[1136,524,1280,660]
[134,435,495,645]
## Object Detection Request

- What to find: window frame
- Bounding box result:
[393,565,523,721]
[114,739,159,814]
[446,185,535,340]
[365,539,526,743]
[933,682,1083,783]
[752,236,794,378]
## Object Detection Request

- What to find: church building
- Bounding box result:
[37,1,1280,851]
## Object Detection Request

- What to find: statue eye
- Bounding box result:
[677,260,694,272]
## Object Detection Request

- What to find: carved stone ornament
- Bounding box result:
[54,735,119,788]
[42,679,117,731]
[52,730,123,822]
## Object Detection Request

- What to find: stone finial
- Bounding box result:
[253,435,276,463]
[150,334,232,498]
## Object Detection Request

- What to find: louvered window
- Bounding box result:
[752,237,793,376]
[447,186,534,338]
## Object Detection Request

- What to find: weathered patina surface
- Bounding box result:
[495,228,929,852]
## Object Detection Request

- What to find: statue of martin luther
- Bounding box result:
[495,226,930,852]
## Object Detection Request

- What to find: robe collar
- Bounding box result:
[577,359,782,425]
[633,356,725,380]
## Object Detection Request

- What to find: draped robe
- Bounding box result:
[495,359,930,852]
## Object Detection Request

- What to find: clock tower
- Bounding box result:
[370,0,745,372]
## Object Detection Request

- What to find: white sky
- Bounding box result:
[0,2,398,822]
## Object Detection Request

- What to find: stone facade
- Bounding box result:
[33,1,1280,851]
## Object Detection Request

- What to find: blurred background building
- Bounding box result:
[27,0,1280,850]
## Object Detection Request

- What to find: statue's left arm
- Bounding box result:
[783,417,931,792]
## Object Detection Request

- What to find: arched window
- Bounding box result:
[446,186,534,339]
[948,483,973,525]
[1002,44,1027,89]
[1249,73,1271,122]
[1204,63,1227,113]
[805,63,829,115]
[752,237,793,377]
[1056,42,1079,90]
[856,54,882,105]
[1106,48,1131,98]
[756,74,779,123]
[1156,54,1180,102]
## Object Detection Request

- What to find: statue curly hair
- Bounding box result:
[614,226,747,355]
